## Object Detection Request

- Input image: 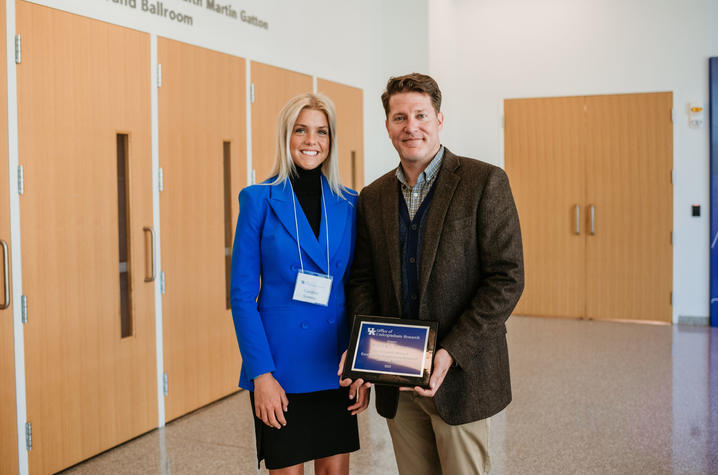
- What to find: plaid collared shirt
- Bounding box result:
[395,146,445,220]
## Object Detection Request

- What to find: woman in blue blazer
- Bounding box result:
[230,93,369,474]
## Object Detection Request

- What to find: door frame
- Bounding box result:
[6,0,28,472]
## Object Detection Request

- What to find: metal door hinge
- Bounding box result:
[15,35,21,64]
[25,422,32,451]
[158,168,164,191]
[157,63,162,88]
[251,169,256,185]
[163,373,169,396]
[17,166,24,195]
[21,295,28,324]
[160,271,166,294]
[670,292,673,306]
[670,108,675,123]
[250,83,255,104]
[671,169,675,184]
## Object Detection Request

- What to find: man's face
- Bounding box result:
[385,91,443,165]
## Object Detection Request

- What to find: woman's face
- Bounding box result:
[289,108,330,171]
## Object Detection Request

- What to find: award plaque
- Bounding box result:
[341,315,438,388]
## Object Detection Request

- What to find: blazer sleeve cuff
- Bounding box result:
[246,362,277,382]
[438,330,475,370]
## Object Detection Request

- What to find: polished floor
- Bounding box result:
[62,316,718,474]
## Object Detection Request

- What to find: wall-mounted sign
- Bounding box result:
[106,0,269,29]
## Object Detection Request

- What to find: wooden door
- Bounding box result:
[505,93,673,323]
[250,62,312,183]
[317,79,364,190]
[505,97,586,318]
[585,93,673,322]
[158,38,245,421]
[0,0,18,472]
[17,3,156,472]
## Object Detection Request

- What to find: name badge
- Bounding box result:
[293,270,333,306]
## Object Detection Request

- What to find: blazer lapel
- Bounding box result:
[418,152,461,303]
[321,176,349,269]
[379,175,403,315]
[267,180,329,274]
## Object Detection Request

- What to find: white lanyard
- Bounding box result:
[290,181,333,306]
[289,181,331,275]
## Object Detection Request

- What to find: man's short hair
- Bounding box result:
[381,73,442,117]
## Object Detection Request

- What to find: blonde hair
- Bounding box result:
[269,92,350,197]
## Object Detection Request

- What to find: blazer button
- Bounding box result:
[300,321,309,329]
[327,318,336,324]
[290,265,298,272]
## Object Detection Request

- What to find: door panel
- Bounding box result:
[317,79,364,189]
[585,93,673,322]
[251,62,312,183]
[17,3,156,472]
[505,97,586,318]
[158,38,245,421]
[505,93,673,323]
[0,0,18,471]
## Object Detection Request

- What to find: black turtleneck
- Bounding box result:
[290,166,322,238]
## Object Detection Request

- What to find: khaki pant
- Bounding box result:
[386,392,491,475]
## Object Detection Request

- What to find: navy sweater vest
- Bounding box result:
[398,183,436,319]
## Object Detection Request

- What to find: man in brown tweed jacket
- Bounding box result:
[340,73,524,474]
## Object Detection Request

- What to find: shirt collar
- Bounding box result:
[396,145,445,187]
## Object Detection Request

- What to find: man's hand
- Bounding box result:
[347,381,371,415]
[253,372,288,429]
[400,348,454,397]
[338,350,372,414]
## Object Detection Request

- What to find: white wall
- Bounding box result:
[428,0,718,322]
[26,0,428,184]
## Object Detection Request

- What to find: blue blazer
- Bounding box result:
[230,175,357,393]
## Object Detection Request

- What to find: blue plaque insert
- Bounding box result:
[351,322,430,377]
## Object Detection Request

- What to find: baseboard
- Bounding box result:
[677,315,710,326]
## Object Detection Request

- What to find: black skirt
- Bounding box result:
[249,387,360,470]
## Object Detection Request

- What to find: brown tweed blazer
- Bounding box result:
[347,148,524,425]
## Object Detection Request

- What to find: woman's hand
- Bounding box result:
[253,372,289,429]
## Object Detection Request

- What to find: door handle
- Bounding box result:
[143,227,156,282]
[575,205,580,235]
[590,205,596,235]
[1,239,9,309]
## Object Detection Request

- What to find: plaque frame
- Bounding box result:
[341,315,438,388]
